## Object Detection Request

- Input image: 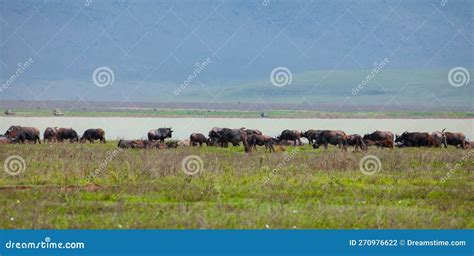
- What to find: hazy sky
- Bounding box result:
[0,0,472,106]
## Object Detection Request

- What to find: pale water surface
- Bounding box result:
[1,117,473,141]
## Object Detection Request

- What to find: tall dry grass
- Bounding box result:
[0,143,472,229]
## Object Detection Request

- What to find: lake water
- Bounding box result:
[1,117,473,141]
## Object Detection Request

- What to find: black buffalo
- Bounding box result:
[444,131,468,149]
[57,128,79,143]
[276,130,302,146]
[80,128,106,143]
[148,128,173,142]
[215,128,250,152]
[5,126,41,144]
[395,132,437,147]
[208,127,225,145]
[302,129,323,144]
[346,134,367,151]
[43,127,58,143]
[363,131,394,148]
[248,134,274,152]
[312,130,347,150]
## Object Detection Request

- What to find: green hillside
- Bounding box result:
[175,69,472,107]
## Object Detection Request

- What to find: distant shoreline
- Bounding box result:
[2,109,473,119]
[1,100,472,119]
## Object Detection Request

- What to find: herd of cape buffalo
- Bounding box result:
[1,125,472,152]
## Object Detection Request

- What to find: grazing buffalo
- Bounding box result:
[302,129,323,144]
[276,130,302,146]
[363,131,394,148]
[395,132,437,147]
[215,128,250,152]
[248,134,274,152]
[431,130,447,148]
[346,134,367,151]
[80,128,106,143]
[190,133,209,146]
[148,128,173,142]
[208,127,225,145]
[312,130,347,150]
[43,127,58,143]
[56,128,79,143]
[444,131,468,149]
[5,126,41,144]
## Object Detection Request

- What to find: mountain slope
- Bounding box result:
[0,0,472,108]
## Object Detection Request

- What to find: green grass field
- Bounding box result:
[0,143,472,229]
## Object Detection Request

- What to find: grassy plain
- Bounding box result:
[0,143,472,229]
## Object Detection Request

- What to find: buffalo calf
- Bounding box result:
[190,133,209,146]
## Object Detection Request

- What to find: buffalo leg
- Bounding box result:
[268,143,275,153]
[342,140,348,151]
